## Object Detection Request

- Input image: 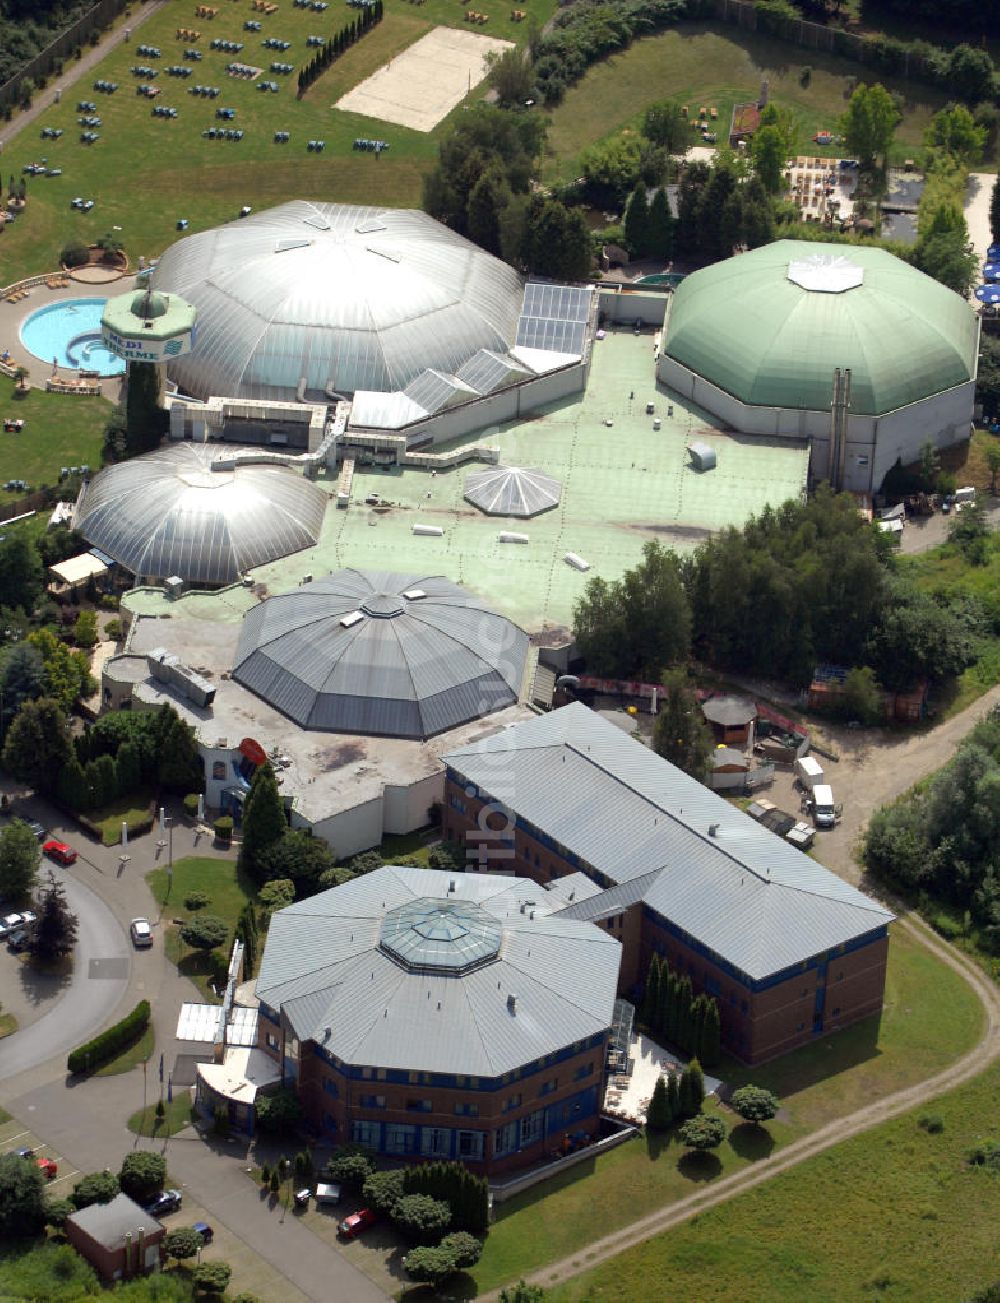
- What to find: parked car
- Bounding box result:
[25,821,45,841]
[192,1221,213,1244]
[338,1208,378,1239]
[294,1188,311,1208]
[314,1182,342,1207]
[941,495,953,514]
[8,928,31,952]
[36,1156,58,1179]
[43,839,77,865]
[15,1147,35,1159]
[144,1189,182,1217]
[0,913,23,939]
[130,918,153,948]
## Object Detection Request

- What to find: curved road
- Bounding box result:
[0,870,130,1080]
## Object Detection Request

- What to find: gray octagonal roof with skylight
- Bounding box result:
[380,897,502,974]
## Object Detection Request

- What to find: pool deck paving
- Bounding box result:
[0,274,135,400]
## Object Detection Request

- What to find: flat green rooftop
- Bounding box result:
[124,331,809,633]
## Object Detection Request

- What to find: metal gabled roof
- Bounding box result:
[255,866,621,1077]
[444,704,892,981]
[232,568,529,739]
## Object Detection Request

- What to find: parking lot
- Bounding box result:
[0,1114,306,1300]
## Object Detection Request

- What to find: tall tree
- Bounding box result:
[0,534,43,614]
[642,100,688,153]
[840,82,900,173]
[2,697,73,797]
[646,187,674,260]
[675,159,710,259]
[239,762,287,882]
[0,1151,46,1238]
[0,642,44,732]
[26,629,91,713]
[467,165,511,257]
[646,1075,671,1130]
[125,361,166,457]
[574,540,691,680]
[678,1058,705,1118]
[751,123,788,194]
[29,871,78,963]
[925,103,987,164]
[158,714,203,792]
[485,47,535,108]
[701,998,721,1068]
[0,819,40,899]
[623,183,651,257]
[991,175,1000,245]
[641,953,662,1028]
[652,670,714,782]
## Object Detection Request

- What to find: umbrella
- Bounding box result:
[975,284,1000,304]
[983,263,1000,282]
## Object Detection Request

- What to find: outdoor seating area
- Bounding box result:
[216,107,236,120]
[195,5,220,18]
[40,127,63,140]
[253,0,281,10]
[152,106,179,119]
[352,137,388,153]
[176,28,202,42]
[78,115,101,126]
[135,45,162,58]
[44,276,70,289]
[785,155,858,225]
[263,38,292,50]
[273,130,290,142]
[257,80,280,92]
[80,131,100,144]
[603,1031,722,1125]
[293,0,329,9]
[211,38,244,53]
[270,62,294,74]
[227,63,261,80]
[93,80,119,94]
[3,418,25,433]
[166,65,194,78]
[70,197,96,210]
[306,138,326,150]
[46,376,102,395]
[4,287,30,302]
[130,64,159,77]
[77,100,97,112]
[465,11,490,22]
[189,85,222,97]
[136,85,161,98]
[184,48,203,60]
[203,127,244,140]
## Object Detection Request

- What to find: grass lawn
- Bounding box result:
[0,1104,10,1123]
[0,382,109,493]
[147,855,255,1002]
[88,790,156,846]
[543,21,948,186]
[0,0,552,288]
[548,1058,1000,1303]
[92,1021,154,1077]
[0,1012,16,1039]
[470,924,983,1291]
[379,826,439,866]
[127,1092,197,1138]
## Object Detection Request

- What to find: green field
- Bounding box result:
[146,854,255,1002]
[0,382,108,490]
[0,0,551,288]
[543,21,948,186]
[470,925,983,1291]
[548,1058,1000,1303]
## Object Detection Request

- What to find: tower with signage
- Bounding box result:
[101,286,196,399]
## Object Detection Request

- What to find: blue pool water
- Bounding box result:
[19,297,125,376]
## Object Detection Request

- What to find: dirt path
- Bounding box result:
[484,915,1000,1299]
[811,683,1000,884]
[0,0,168,150]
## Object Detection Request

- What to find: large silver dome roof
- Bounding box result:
[75,444,327,585]
[232,568,528,739]
[152,201,526,402]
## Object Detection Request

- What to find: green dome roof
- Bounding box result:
[663,240,978,417]
[129,289,169,319]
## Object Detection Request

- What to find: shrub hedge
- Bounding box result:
[67,999,150,1075]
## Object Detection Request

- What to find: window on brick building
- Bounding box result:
[457,1130,484,1160]
[539,1078,558,1097]
[359,1094,385,1109]
[494,1121,518,1157]
[502,1093,522,1113]
[520,1109,543,1147]
[406,1099,432,1113]
[352,1120,380,1148]
[454,1102,479,1117]
[386,1124,417,1155]
[420,1128,451,1158]
[323,1078,338,1098]
[573,1062,593,1081]
[266,1033,279,1051]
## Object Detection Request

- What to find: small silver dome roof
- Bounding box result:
[75,444,326,585]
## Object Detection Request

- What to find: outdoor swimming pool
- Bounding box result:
[19,297,125,376]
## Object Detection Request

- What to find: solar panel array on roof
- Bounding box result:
[515,282,593,356]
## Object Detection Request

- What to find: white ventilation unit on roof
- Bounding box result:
[340,610,364,628]
[403,588,427,600]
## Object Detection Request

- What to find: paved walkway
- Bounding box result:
[0,798,388,1302]
[966,171,994,269]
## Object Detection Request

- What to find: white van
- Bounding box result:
[809,784,837,829]
[793,756,824,790]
